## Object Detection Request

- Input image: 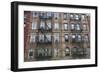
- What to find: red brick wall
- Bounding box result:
[24,11,32,61]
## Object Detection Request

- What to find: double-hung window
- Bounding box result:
[54,23,59,29]
[32,22,37,30]
[64,23,68,30]
[54,13,59,19]
[39,34,44,43]
[54,33,60,43]
[30,33,36,43]
[71,24,75,30]
[40,21,45,29]
[64,34,69,42]
[47,22,51,30]
[75,14,80,20]
[76,24,81,30]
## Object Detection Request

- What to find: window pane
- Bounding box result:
[54,33,60,43]
[29,48,33,56]
[81,15,85,20]
[45,34,51,42]
[47,22,51,29]
[28,48,33,60]
[71,24,75,30]
[76,24,80,30]
[54,48,59,57]
[47,12,52,17]
[83,24,87,30]
[39,34,44,42]
[70,14,74,19]
[75,14,79,20]
[54,23,59,29]
[65,47,70,56]
[72,34,76,39]
[77,34,81,41]
[84,35,89,42]
[54,13,59,19]
[30,33,36,43]
[64,23,68,30]
[40,21,45,29]
[33,12,38,17]
[32,22,37,29]
[64,34,68,41]
[64,13,67,19]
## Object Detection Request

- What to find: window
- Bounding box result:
[54,33,60,43]
[76,24,81,30]
[45,34,51,43]
[70,14,74,19]
[72,34,76,40]
[37,48,44,56]
[40,21,45,29]
[39,34,44,43]
[54,48,59,57]
[40,12,45,16]
[32,22,37,30]
[83,24,87,31]
[64,23,68,30]
[64,34,69,42]
[28,48,33,60]
[81,14,85,20]
[48,48,52,56]
[75,14,80,20]
[44,48,48,56]
[71,24,75,30]
[30,33,36,43]
[47,12,52,17]
[76,34,81,42]
[84,34,89,42]
[33,12,38,17]
[65,47,70,56]
[54,23,59,29]
[63,13,67,20]
[54,13,59,19]
[47,22,52,30]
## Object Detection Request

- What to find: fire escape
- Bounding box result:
[35,12,53,60]
[70,15,86,59]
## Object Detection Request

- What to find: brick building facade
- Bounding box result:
[24,11,90,62]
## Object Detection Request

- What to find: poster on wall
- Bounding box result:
[11,1,97,71]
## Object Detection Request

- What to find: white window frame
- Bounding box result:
[28,48,33,60]
[63,13,67,19]
[47,12,52,17]
[71,24,75,30]
[54,23,59,29]
[72,34,76,39]
[46,34,51,42]
[32,22,37,30]
[84,34,89,42]
[54,13,59,19]
[64,34,68,41]
[30,33,36,43]
[64,23,68,30]
[70,14,74,19]
[75,14,80,20]
[33,12,38,17]
[76,24,81,30]
[39,34,44,42]
[40,21,45,29]
[47,22,51,29]
[81,14,85,20]
[77,34,81,41]
[83,24,87,31]
[54,33,60,43]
